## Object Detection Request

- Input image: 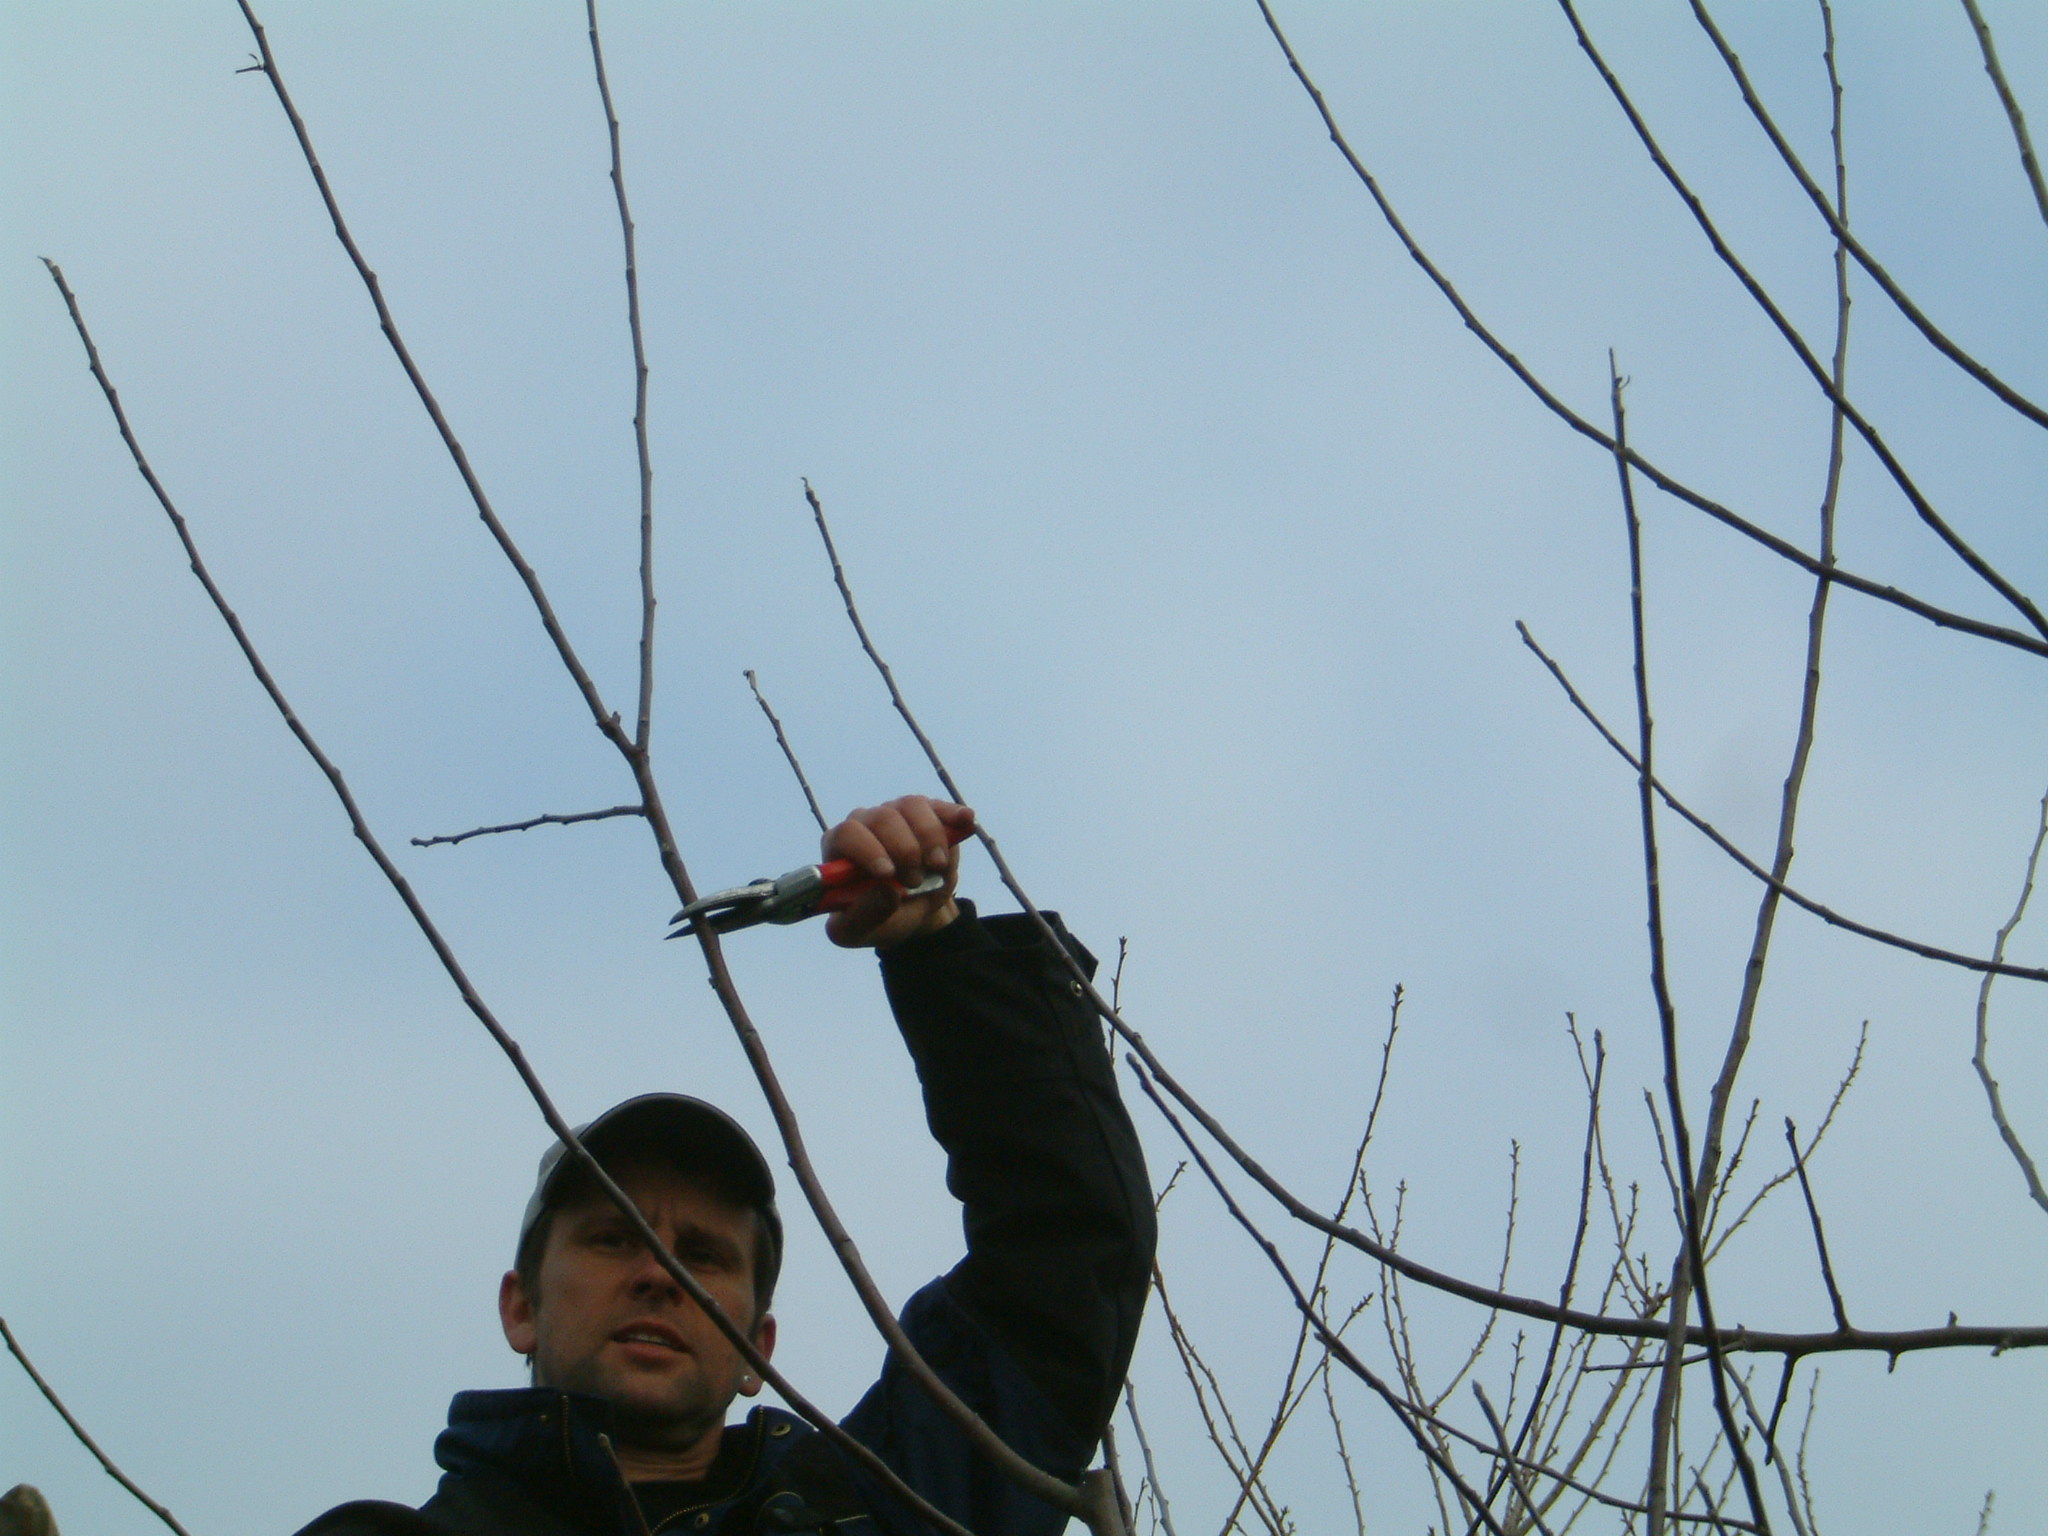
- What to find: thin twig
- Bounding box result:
[1124,1382,1182,1536]
[1100,1422,1137,1536]
[1517,625,2048,985]
[1127,1061,1514,1536]
[1973,783,2048,1214]
[1319,1356,1366,1536]
[1725,1370,1812,1536]
[597,1435,658,1536]
[1781,1120,1850,1333]
[1500,1026,1604,1497]
[1134,1060,1763,1536]
[584,0,659,753]
[1474,1384,1558,1536]
[1248,0,2048,660]
[1960,0,2048,229]
[1219,995,1402,1536]
[1,1317,195,1536]
[232,1,631,757]
[1153,1265,1286,1536]
[43,258,987,1536]
[411,804,645,848]
[1706,1024,1865,1267]
[744,670,829,834]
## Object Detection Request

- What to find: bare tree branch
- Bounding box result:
[1151,1264,1286,1536]
[1517,624,2048,985]
[411,804,645,848]
[1961,0,2048,228]
[1674,0,1853,1268]
[1707,1025,1866,1267]
[1557,0,2046,640]
[743,670,830,834]
[1725,1369,1812,1536]
[798,314,2048,1378]
[1473,1383,1558,1536]
[1782,1120,1851,1334]
[1249,0,2048,660]
[583,0,660,754]
[1123,1382,1182,1536]
[1,1317,195,1536]
[1686,0,2048,432]
[1609,363,1774,1536]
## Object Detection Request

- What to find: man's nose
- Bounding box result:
[626,1242,685,1299]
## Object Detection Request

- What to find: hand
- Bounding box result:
[822,796,974,949]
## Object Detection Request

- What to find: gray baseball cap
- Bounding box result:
[518,1094,783,1293]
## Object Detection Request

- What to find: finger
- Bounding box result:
[824,810,894,879]
[893,797,957,878]
[825,881,902,948]
[862,802,929,882]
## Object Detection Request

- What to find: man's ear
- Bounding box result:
[499,1269,538,1357]
[737,1314,777,1397]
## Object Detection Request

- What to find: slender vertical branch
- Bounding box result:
[1692,0,1854,1298]
[1123,1383,1182,1536]
[1959,0,2048,230]
[1973,784,2048,1215]
[1318,1355,1367,1536]
[1472,1384,1558,1536]
[1610,362,1773,1536]
[1726,1371,1814,1536]
[745,670,830,834]
[1,1317,195,1536]
[583,0,660,752]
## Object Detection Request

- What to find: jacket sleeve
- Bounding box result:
[876,903,1155,1440]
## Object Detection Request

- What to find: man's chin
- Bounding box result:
[609,1392,722,1451]
[545,1360,722,1449]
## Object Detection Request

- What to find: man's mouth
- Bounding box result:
[612,1323,686,1353]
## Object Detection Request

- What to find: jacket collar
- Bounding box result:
[435,1390,790,1533]
[436,1388,640,1531]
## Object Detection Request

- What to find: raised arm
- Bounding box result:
[823,798,1155,1530]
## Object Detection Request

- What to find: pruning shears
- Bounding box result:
[668,822,971,939]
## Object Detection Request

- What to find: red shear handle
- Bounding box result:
[813,820,974,911]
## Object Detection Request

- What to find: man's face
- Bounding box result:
[498,1161,776,1450]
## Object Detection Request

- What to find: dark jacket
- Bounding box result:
[296,907,1154,1536]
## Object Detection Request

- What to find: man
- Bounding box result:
[298,796,1155,1536]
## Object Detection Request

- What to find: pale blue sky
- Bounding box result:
[5,4,2046,1532]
